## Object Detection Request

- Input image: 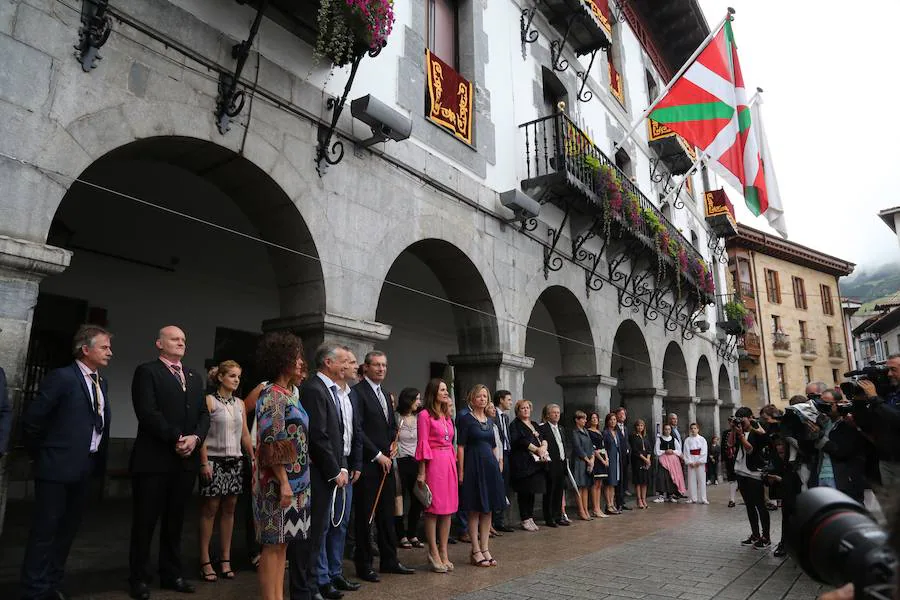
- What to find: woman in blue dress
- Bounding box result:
[601,412,621,515]
[587,412,609,518]
[457,384,505,567]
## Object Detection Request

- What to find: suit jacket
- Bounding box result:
[616,424,631,463]
[497,412,511,454]
[348,388,364,473]
[299,374,344,481]
[350,380,396,467]
[0,367,12,455]
[508,418,544,481]
[817,420,872,502]
[21,363,112,482]
[539,422,567,474]
[129,359,209,474]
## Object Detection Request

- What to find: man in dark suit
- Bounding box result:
[128,326,210,600]
[0,364,12,458]
[20,324,113,600]
[315,347,363,599]
[293,344,349,600]
[492,390,515,533]
[615,406,632,511]
[350,351,414,581]
[539,403,569,527]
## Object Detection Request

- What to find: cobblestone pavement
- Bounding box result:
[0,485,829,600]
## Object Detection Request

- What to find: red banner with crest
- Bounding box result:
[425,49,474,145]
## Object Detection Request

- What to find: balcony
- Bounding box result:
[518,112,712,299]
[828,342,845,364]
[737,281,754,301]
[648,119,695,175]
[539,0,613,57]
[739,332,761,359]
[800,337,817,360]
[773,332,791,357]
[704,189,738,239]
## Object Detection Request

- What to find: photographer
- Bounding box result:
[849,354,900,519]
[732,407,772,548]
[810,388,871,504]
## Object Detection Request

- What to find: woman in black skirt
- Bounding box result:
[629,419,652,509]
[508,400,549,531]
[586,412,609,518]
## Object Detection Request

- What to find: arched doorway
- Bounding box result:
[610,320,658,433]
[694,356,716,436]
[28,136,324,450]
[662,342,692,429]
[522,286,596,421]
[717,364,735,435]
[375,239,500,408]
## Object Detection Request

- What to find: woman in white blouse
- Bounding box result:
[395,388,424,549]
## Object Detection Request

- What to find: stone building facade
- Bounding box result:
[0,0,741,529]
[726,224,854,409]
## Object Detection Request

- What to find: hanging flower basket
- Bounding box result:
[316,0,395,67]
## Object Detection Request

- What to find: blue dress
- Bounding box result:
[602,429,620,487]
[458,413,506,513]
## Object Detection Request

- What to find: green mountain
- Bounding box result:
[841,263,900,305]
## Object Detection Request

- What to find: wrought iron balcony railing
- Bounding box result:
[800,338,817,355]
[828,342,844,358]
[738,281,754,299]
[773,332,791,351]
[738,332,761,357]
[519,112,709,292]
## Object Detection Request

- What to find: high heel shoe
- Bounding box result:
[470,550,491,568]
[427,553,448,573]
[199,562,217,583]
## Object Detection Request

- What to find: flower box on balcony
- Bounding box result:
[315,0,395,67]
[717,319,745,335]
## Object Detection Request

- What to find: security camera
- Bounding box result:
[500,189,541,221]
[694,319,710,333]
[350,95,412,148]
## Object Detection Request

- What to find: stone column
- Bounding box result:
[0,235,72,536]
[620,387,667,437]
[447,352,534,410]
[555,374,617,421]
[263,312,392,363]
[696,397,721,438]
[665,396,699,430]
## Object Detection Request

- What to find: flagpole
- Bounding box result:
[614,7,735,150]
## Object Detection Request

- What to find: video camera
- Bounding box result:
[840,365,891,400]
[788,487,896,600]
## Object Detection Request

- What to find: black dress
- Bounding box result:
[588,429,608,479]
[458,413,506,512]
[508,418,547,494]
[629,433,651,485]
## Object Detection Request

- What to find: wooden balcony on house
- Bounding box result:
[739,332,761,358]
[773,332,791,357]
[540,0,614,55]
[800,337,817,360]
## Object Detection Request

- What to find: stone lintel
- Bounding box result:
[667,395,700,405]
[447,352,535,371]
[620,387,667,398]
[555,374,617,389]
[699,397,721,406]
[263,312,392,343]
[0,235,71,279]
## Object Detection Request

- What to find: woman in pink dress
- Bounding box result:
[416,378,458,573]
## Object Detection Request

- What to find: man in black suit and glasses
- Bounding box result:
[351,351,414,581]
[20,324,112,600]
[293,344,349,600]
[128,326,209,600]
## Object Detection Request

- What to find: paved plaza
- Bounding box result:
[0,485,830,600]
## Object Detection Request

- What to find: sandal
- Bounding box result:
[250,553,260,570]
[399,537,412,549]
[218,559,235,580]
[410,538,425,548]
[482,551,498,567]
[470,550,491,568]
[200,562,217,582]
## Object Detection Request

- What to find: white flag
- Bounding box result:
[750,94,788,238]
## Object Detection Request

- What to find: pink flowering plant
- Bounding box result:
[316,0,395,67]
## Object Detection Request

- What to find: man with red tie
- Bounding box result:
[21,324,113,600]
[128,326,209,600]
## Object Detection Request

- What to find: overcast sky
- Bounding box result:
[692,0,900,272]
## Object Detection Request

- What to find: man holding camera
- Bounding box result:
[809,387,870,504]
[732,407,772,548]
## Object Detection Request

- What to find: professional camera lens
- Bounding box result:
[788,488,896,591]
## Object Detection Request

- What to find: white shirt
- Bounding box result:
[76,360,104,453]
[682,435,708,465]
[364,376,389,421]
[548,422,565,461]
[338,384,353,457]
[315,372,348,479]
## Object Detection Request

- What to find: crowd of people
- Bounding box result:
[9,321,900,600]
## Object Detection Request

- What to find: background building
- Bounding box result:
[726,224,854,409]
[0,0,742,529]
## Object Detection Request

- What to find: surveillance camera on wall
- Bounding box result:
[500,189,541,221]
[350,95,412,148]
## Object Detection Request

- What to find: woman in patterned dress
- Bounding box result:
[253,332,309,600]
[198,360,253,581]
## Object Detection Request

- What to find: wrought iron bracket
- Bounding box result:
[571,217,602,260]
[215,0,268,134]
[608,0,628,23]
[520,8,539,49]
[315,46,382,176]
[76,0,113,72]
[549,13,580,72]
[543,205,571,279]
[708,235,728,265]
[716,335,739,362]
[681,301,707,341]
[521,217,539,233]
[574,49,599,102]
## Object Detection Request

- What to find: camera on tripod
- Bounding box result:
[840,365,891,400]
[787,487,896,600]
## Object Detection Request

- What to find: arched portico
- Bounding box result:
[610,320,663,433]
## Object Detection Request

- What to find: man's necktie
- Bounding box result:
[89,373,104,434]
[375,386,389,422]
[330,385,345,434]
[171,364,185,391]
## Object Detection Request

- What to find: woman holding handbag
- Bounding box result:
[570,411,595,521]
[415,379,458,573]
[508,400,549,532]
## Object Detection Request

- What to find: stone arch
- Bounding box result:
[523,285,597,420]
[718,364,733,406]
[610,319,659,431]
[693,355,716,436]
[696,355,715,399]
[374,238,502,406]
[662,342,690,397]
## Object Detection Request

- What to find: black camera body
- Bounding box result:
[788,487,896,600]
[840,365,892,400]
